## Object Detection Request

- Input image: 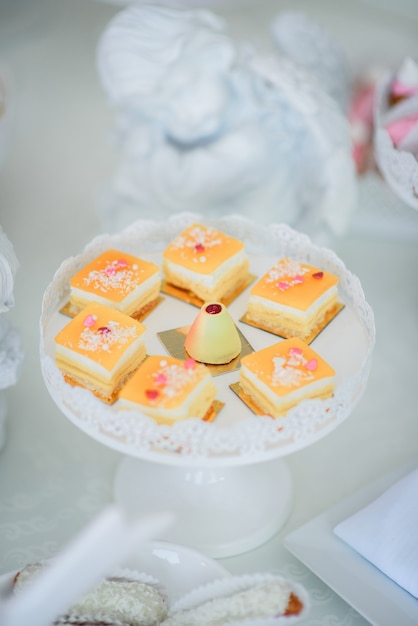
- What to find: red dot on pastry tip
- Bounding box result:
[97,326,111,334]
[206,303,222,315]
[312,272,324,280]
[194,243,205,253]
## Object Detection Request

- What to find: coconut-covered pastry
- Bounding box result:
[13,562,168,626]
[118,355,217,425]
[245,257,340,341]
[55,302,147,404]
[239,337,335,418]
[161,574,306,625]
[184,302,241,365]
[162,223,249,303]
[68,249,161,319]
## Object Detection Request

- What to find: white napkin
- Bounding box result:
[334,468,418,599]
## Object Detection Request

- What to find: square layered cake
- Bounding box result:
[119,355,217,425]
[68,249,161,318]
[239,337,335,417]
[55,302,147,403]
[162,223,249,303]
[245,258,339,340]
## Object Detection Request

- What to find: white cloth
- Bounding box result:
[334,468,418,599]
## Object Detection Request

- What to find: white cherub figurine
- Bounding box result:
[97,4,356,243]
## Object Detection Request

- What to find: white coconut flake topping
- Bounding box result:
[271,350,314,387]
[83,260,143,295]
[79,321,138,352]
[153,361,201,401]
[266,259,309,283]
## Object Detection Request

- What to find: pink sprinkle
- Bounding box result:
[312,272,324,280]
[146,389,159,400]
[116,259,128,267]
[305,358,318,371]
[83,314,97,327]
[184,358,196,369]
[194,243,205,253]
[278,281,290,291]
[105,266,116,275]
[289,347,302,355]
[155,373,167,385]
[293,275,304,284]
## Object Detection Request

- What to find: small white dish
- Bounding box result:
[284,458,418,626]
[0,540,231,606]
[123,539,231,602]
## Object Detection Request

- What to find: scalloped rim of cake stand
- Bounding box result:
[40,213,375,468]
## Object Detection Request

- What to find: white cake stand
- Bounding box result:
[40,214,375,557]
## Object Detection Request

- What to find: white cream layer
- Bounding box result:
[248,284,338,317]
[71,272,161,309]
[165,249,247,288]
[56,336,145,380]
[120,373,215,421]
[240,364,335,407]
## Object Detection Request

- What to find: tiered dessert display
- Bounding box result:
[40,214,375,557]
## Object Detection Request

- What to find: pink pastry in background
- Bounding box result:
[348,77,378,174]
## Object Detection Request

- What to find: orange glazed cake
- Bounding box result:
[239,337,335,417]
[246,258,339,340]
[119,355,217,425]
[162,223,249,302]
[55,302,147,403]
[68,249,161,318]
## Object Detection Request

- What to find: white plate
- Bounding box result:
[124,539,231,602]
[0,540,231,606]
[40,215,375,465]
[284,458,418,626]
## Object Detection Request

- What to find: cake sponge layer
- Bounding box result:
[119,355,217,425]
[163,223,249,301]
[246,258,339,339]
[55,302,147,402]
[69,248,161,317]
[239,337,335,417]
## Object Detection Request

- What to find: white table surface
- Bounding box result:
[0,0,418,624]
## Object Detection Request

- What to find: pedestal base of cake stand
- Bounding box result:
[113,456,293,558]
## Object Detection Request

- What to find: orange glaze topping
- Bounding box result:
[70,249,159,302]
[120,355,208,408]
[55,302,145,370]
[241,337,335,397]
[163,224,244,275]
[250,258,338,311]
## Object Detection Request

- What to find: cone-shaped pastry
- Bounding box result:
[185,302,241,365]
